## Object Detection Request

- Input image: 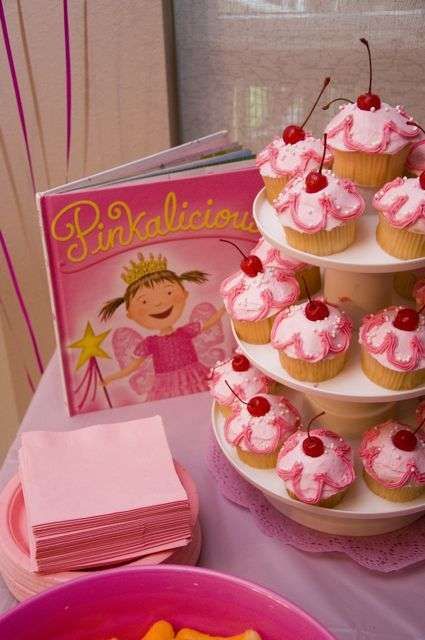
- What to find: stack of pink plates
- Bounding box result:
[0,462,201,602]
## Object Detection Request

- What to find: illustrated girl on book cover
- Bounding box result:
[99,252,225,401]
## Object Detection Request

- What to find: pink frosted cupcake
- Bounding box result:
[220,246,299,345]
[393,269,425,301]
[274,139,365,256]
[271,298,353,382]
[251,238,321,299]
[324,39,419,187]
[225,391,300,469]
[277,415,355,507]
[208,353,270,417]
[406,122,425,177]
[374,175,425,259]
[359,306,425,390]
[360,420,425,502]
[256,77,333,204]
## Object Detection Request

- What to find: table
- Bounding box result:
[1,354,423,639]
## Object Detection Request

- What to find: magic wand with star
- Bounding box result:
[69,322,113,411]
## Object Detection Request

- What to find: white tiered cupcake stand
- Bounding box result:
[212,186,425,536]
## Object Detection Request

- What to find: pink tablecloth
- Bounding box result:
[0,354,423,640]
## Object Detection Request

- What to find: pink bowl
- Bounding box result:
[0,565,335,640]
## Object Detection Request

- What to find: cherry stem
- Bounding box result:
[319,133,327,174]
[301,275,311,303]
[220,239,246,259]
[322,98,354,110]
[360,37,373,94]
[413,415,425,435]
[301,76,331,129]
[407,121,425,135]
[307,411,326,438]
[225,380,247,405]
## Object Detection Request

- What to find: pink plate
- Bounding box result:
[0,462,200,601]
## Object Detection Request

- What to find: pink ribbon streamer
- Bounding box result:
[0,0,36,192]
[0,231,44,374]
[63,0,72,173]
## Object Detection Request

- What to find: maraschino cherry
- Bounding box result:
[406,122,425,189]
[225,381,270,417]
[305,133,329,194]
[302,411,326,457]
[302,276,330,321]
[232,354,250,372]
[392,418,425,452]
[356,38,381,112]
[220,239,263,278]
[282,77,330,145]
[392,304,425,332]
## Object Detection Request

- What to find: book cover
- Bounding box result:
[39,164,262,415]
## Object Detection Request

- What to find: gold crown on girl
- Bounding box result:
[121,253,168,285]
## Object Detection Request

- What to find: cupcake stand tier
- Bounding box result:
[211,185,425,537]
[212,402,425,536]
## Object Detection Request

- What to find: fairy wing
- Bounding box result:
[112,327,155,401]
[190,302,227,367]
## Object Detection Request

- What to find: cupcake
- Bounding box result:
[359,306,425,390]
[274,138,365,256]
[324,39,419,187]
[208,353,270,417]
[271,298,353,382]
[393,269,425,300]
[360,420,425,502]
[414,278,425,308]
[251,238,321,299]
[256,77,333,204]
[277,417,355,507]
[225,392,300,469]
[374,175,425,260]
[406,129,425,177]
[220,247,299,345]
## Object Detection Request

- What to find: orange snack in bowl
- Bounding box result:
[141,620,175,639]
[175,629,261,640]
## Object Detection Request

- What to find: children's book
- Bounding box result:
[37,132,262,415]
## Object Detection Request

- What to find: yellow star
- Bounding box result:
[69,322,111,370]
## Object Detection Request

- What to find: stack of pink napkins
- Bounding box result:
[18,416,192,573]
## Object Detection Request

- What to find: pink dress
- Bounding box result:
[133,321,209,401]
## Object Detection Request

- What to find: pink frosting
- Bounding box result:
[277,429,355,504]
[225,394,300,454]
[360,420,425,488]
[406,133,425,175]
[251,238,307,272]
[274,171,365,233]
[271,299,353,362]
[325,102,419,154]
[208,356,269,406]
[256,135,333,179]
[359,306,425,372]
[220,266,299,322]
[373,176,425,234]
[414,278,425,306]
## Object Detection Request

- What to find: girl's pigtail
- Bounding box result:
[179,270,209,284]
[99,296,125,322]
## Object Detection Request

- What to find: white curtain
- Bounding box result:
[174,0,425,151]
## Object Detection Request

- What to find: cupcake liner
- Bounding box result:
[376,214,425,259]
[361,348,425,390]
[296,265,321,299]
[262,175,290,204]
[237,446,278,469]
[393,271,418,300]
[363,470,424,503]
[279,351,348,382]
[287,488,347,508]
[332,145,411,188]
[284,222,356,256]
[233,315,275,344]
